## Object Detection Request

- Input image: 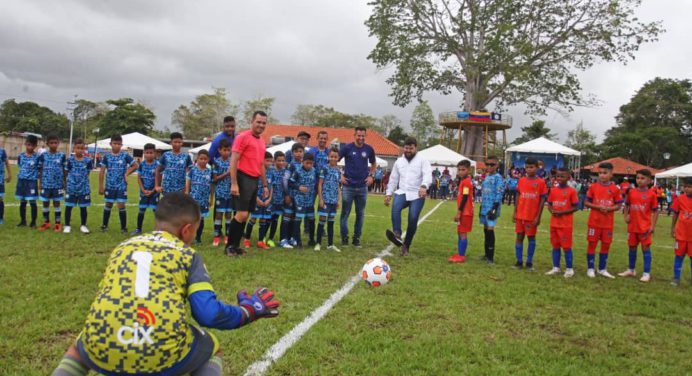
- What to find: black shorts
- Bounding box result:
[233,171,258,213]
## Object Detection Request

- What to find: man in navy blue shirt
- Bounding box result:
[339,127,377,247]
[208,116,236,162]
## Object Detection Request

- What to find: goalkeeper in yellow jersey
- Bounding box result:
[51,192,280,376]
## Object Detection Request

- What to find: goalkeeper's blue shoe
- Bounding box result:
[130,229,142,236]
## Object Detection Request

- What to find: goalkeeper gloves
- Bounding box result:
[237,287,280,324]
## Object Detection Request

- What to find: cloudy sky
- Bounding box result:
[0,0,689,142]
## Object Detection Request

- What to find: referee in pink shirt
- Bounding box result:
[225,111,270,256]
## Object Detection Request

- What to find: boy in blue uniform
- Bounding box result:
[186,150,213,244]
[156,132,192,195]
[280,143,305,248]
[267,151,287,247]
[315,148,341,252]
[212,139,233,247]
[63,139,94,234]
[243,152,274,249]
[289,153,316,248]
[0,143,11,224]
[480,156,505,264]
[38,134,67,231]
[99,134,138,233]
[15,135,40,228]
[50,192,280,376]
[133,143,159,235]
[305,131,330,244]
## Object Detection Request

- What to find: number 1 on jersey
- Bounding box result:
[132,251,153,298]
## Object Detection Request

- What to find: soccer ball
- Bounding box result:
[361,258,391,287]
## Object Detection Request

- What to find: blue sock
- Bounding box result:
[673,255,683,280]
[587,254,595,269]
[599,253,609,271]
[642,249,652,274]
[628,247,637,270]
[552,249,560,268]
[515,242,523,263]
[458,238,468,256]
[565,249,573,268]
[527,238,536,264]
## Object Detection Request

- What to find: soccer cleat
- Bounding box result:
[120,228,128,235]
[100,225,108,232]
[545,267,561,276]
[290,238,298,247]
[80,225,90,234]
[618,269,636,278]
[587,269,596,278]
[225,246,239,257]
[63,225,72,234]
[16,222,27,227]
[29,222,37,229]
[0,219,4,225]
[314,244,321,251]
[212,236,221,247]
[352,238,362,248]
[341,238,349,246]
[671,278,680,287]
[513,261,523,269]
[448,254,466,263]
[598,269,615,279]
[279,239,294,249]
[639,273,651,283]
[385,229,403,247]
[194,238,202,245]
[564,269,575,278]
[266,239,276,248]
[130,229,142,236]
[39,222,52,231]
[242,239,251,248]
[54,223,62,232]
[400,244,409,257]
[525,262,534,271]
[327,245,341,253]
[257,241,271,250]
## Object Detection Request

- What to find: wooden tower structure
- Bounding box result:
[438,111,512,161]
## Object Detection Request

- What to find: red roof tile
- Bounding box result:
[260,124,401,157]
[582,157,661,175]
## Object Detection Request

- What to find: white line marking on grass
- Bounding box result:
[243,199,447,376]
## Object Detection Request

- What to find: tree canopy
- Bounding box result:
[565,122,599,165]
[410,101,436,145]
[99,98,156,137]
[171,88,238,140]
[512,120,556,144]
[366,0,662,158]
[0,99,70,138]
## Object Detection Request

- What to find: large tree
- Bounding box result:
[387,125,409,145]
[366,0,662,158]
[601,78,692,167]
[72,99,109,140]
[410,101,436,145]
[378,114,402,135]
[172,88,238,140]
[289,104,382,131]
[565,121,599,165]
[0,99,70,138]
[512,120,556,144]
[100,98,155,136]
[239,95,279,128]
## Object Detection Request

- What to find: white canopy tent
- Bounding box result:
[188,142,211,159]
[505,137,581,173]
[88,132,172,152]
[655,162,692,190]
[266,140,296,155]
[338,155,388,168]
[418,144,476,167]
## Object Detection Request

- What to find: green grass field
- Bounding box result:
[1,166,691,375]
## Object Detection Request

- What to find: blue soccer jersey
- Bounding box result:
[160,151,192,193]
[307,147,329,172]
[138,160,159,192]
[290,166,316,208]
[480,173,505,215]
[101,152,135,191]
[17,152,40,180]
[269,167,285,206]
[65,156,94,195]
[0,148,7,182]
[187,165,212,207]
[319,165,341,205]
[213,157,231,199]
[38,151,67,189]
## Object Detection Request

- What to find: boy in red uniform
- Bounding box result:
[618,169,659,282]
[584,162,623,278]
[512,158,548,271]
[449,160,473,263]
[545,168,579,278]
[670,177,692,286]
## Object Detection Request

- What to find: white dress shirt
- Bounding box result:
[386,153,433,201]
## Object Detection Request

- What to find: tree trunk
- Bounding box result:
[461,85,485,160]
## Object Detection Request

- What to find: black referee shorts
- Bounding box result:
[233,171,259,213]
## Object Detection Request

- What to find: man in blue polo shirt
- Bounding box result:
[339,127,376,247]
[208,116,236,162]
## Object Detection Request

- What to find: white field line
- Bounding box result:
[243,200,447,376]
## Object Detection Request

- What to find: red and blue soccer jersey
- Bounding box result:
[672,194,692,242]
[516,177,548,221]
[625,187,658,234]
[586,182,623,229]
[457,176,474,233]
[547,185,579,229]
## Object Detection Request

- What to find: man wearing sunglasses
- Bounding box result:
[480,156,505,263]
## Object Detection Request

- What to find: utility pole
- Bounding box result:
[67,94,78,155]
